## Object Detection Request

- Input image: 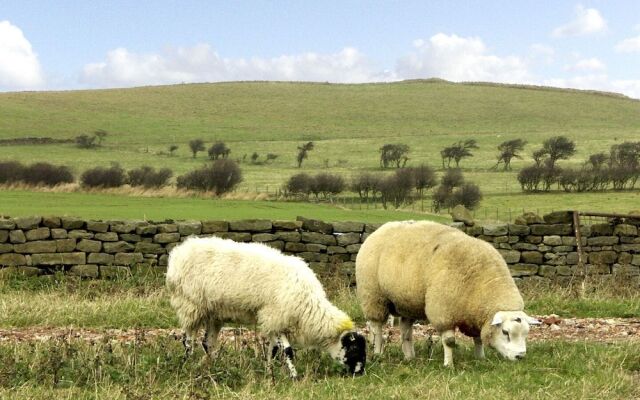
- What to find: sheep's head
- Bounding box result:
[328,331,366,375]
[486,311,540,361]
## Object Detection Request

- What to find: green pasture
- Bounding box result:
[1,336,638,399]
[1,81,639,219]
[0,189,447,222]
[1,273,639,399]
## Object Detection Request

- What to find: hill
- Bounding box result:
[1,80,638,143]
[0,80,639,219]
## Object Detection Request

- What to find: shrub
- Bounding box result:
[309,173,345,199]
[379,169,414,209]
[22,163,74,186]
[432,168,482,211]
[409,164,437,195]
[189,139,205,158]
[431,185,452,212]
[449,183,482,210]
[286,173,313,197]
[518,165,543,192]
[351,173,381,201]
[208,141,231,160]
[81,164,126,188]
[0,161,26,184]
[441,168,464,189]
[0,161,74,186]
[177,159,242,195]
[75,134,97,149]
[127,166,173,188]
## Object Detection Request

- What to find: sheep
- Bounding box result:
[356,220,539,367]
[166,236,366,378]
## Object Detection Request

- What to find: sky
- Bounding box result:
[1,0,639,98]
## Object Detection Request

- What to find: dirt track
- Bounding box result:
[0,315,638,345]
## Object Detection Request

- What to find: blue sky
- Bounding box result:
[1,1,639,97]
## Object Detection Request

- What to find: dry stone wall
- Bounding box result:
[0,213,639,284]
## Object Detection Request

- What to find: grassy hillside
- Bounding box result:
[1,80,639,220]
[2,80,639,141]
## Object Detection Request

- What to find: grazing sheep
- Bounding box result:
[356,220,539,367]
[166,236,366,378]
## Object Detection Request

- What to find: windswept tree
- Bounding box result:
[189,139,205,158]
[494,139,527,170]
[296,141,314,168]
[441,139,478,168]
[379,143,410,169]
[539,136,576,169]
[609,141,640,169]
[208,141,231,160]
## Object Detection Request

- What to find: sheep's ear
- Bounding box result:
[490,313,503,326]
[525,315,541,325]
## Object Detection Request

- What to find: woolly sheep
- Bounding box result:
[166,236,366,378]
[356,220,539,367]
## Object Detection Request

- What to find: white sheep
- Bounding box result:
[356,220,539,367]
[166,236,366,378]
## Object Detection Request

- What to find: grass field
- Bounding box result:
[1,273,639,399]
[1,80,639,220]
[0,188,448,223]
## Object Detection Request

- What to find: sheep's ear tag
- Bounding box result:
[491,313,503,326]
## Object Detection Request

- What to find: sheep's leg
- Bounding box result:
[181,328,196,362]
[202,319,223,358]
[441,330,456,367]
[278,334,298,379]
[266,334,297,379]
[473,337,485,359]
[399,317,415,360]
[266,334,280,380]
[370,320,385,355]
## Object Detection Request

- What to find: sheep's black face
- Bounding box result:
[340,332,366,375]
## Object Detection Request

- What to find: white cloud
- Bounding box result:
[528,44,555,65]
[0,20,44,90]
[80,44,383,87]
[615,35,640,52]
[565,57,606,72]
[552,6,607,37]
[395,33,531,83]
[544,74,640,99]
